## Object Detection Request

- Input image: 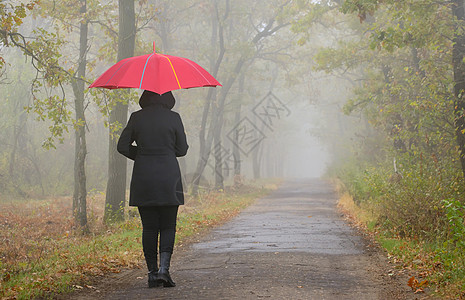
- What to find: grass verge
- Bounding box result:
[334,178,465,298]
[0,181,278,299]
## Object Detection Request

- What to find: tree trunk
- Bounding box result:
[71,0,88,229]
[452,0,465,179]
[252,110,266,179]
[214,133,224,190]
[104,0,135,223]
[233,72,245,177]
[252,142,262,179]
[9,88,30,197]
[191,1,226,195]
[191,57,246,194]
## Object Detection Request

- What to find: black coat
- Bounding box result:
[117,104,188,207]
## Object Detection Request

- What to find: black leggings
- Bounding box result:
[138,206,179,261]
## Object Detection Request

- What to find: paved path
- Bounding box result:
[75,179,415,299]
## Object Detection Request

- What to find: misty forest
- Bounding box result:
[2,0,465,298]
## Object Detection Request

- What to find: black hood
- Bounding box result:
[139,90,175,109]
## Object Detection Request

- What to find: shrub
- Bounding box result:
[335,153,465,242]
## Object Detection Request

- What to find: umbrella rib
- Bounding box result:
[178,57,213,85]
[159,54,182,90]
[139,53,155,89]
[104,59,131,86]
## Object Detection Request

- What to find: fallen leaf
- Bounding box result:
[407,276,428,291]
[408,276,419,290]
[418,280,428,288]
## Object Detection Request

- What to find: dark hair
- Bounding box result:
[139,90,175,109]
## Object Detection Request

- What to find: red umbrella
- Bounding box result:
[89,43,221,94]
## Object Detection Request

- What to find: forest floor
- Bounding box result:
[66,178,429,300]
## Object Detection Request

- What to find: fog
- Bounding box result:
[0,0,358,201]
[283,119,329,179]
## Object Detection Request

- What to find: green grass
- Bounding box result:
[378,238,403,253]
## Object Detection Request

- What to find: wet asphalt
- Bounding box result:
[192,179,363,255]
[76,178,414,299]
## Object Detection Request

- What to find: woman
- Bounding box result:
[117,90,188,288]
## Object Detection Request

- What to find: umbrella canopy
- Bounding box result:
[89,43,221,94]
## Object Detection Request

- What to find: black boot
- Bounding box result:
[157,252,176,287]
[146,260,160,288]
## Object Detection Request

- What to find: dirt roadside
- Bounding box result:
[66,179,432,300]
